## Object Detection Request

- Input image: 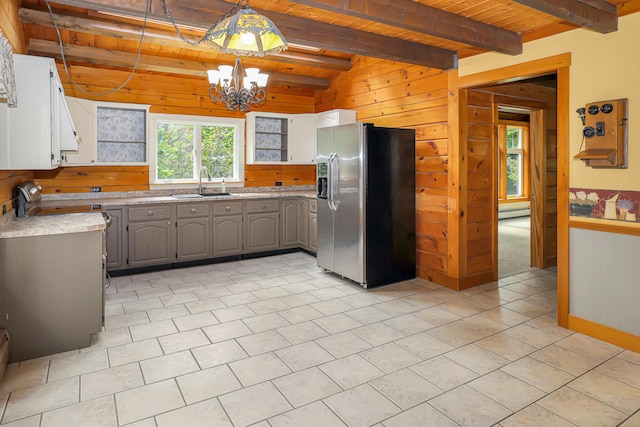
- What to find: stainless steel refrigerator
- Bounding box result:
[316,123,416,288]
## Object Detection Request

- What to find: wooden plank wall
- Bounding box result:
[0,0,30,217]
[58,65,317,189]
[0,0,27,53]
[464,89,496,280]
[315,56,451,282]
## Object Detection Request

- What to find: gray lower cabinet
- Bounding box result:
[176,218,211,261]
[213,215,243,256]
[0,230,103,362]
[245,200,280,253]
[309,212,317,252]
[245,213,280,252]
[309,199,317,252]
[105,208,124,270]
[127,205,174,268]
[109,197,315,271]
[176,203,211,262]
[281,199,309,248]
[212,201,243,257]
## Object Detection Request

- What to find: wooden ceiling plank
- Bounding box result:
[28,39,331,89]
[19,7,353,71]
[47,0,457,69]
[512,0,617,33]
[288,0,522,55]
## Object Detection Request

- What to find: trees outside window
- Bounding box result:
[150,114,244,185]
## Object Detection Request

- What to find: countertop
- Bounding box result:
[0,213,106,239]
[0,190,317,239]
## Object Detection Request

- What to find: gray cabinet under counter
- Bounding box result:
[0,229,104,363]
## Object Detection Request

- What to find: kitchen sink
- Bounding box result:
[172,193,232,199]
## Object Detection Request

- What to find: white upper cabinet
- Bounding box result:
[63,99,149,166]
[246,112,316,165]
[0,55,79,170]
[316,109,357,129]
[289,114,316,164]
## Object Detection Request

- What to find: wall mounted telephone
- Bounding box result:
[574,99,628,168]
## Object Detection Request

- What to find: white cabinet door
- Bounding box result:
[289,114,316,164]
[0,55,59,170]
[316,109,357,129]
[55,74,80,152]
[64,97,97,165]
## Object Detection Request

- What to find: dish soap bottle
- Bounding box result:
[221,179,226,194]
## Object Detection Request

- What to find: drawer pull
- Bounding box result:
[190,208,197,214]
[225,206,231,211]
[261,204,267,209]
[146,211,154,216]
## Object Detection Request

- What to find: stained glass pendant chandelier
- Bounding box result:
[203,0,287,111]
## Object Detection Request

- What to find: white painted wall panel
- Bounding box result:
[570,228,640,335]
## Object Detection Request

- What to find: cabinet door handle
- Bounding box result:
[225,206,231,211]
[146,211,154,216]
[190,208,197,213]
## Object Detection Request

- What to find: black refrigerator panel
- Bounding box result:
[364,125,416,288]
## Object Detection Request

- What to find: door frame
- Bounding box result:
[455,53,570,328]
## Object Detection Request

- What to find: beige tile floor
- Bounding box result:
[0,252,639,426]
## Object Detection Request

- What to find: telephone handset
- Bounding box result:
[576,107,595,138]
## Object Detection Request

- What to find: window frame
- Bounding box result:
[498,121,530,201]
[149,113,245,188]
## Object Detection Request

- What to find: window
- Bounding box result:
[498,123,529,200]
[149,114,244,186]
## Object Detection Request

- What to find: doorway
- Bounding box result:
[473,73,558,279]
[497,112,532,277]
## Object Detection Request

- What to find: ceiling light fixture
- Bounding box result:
[207,57,268,112]
[202,0,288,57]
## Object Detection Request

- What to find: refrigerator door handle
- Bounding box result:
[332,155,340,211]
[327,152,337,211]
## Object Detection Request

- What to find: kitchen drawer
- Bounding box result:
[246,199,280,213]
[212,201,243,216]
[177,203,210,218]
[128,205,172,221]
[309,199,317,213]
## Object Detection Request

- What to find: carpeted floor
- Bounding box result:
[498,216,532,278]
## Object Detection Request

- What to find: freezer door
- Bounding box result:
[332,123,366,284]
[316,127,335,272]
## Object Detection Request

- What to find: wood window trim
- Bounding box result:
[498,120,530,201]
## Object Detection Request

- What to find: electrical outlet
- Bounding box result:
[275,181,282,186]
[90,187,102,193]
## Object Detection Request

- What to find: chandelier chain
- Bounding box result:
[158,0,244,47]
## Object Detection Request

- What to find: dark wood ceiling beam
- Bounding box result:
[512,0,617,33]
[19,8,353,71]
[47,0,457,69]
[27,39,332,89]
[288,0,522,55]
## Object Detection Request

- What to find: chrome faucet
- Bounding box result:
[198,165,211,195]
